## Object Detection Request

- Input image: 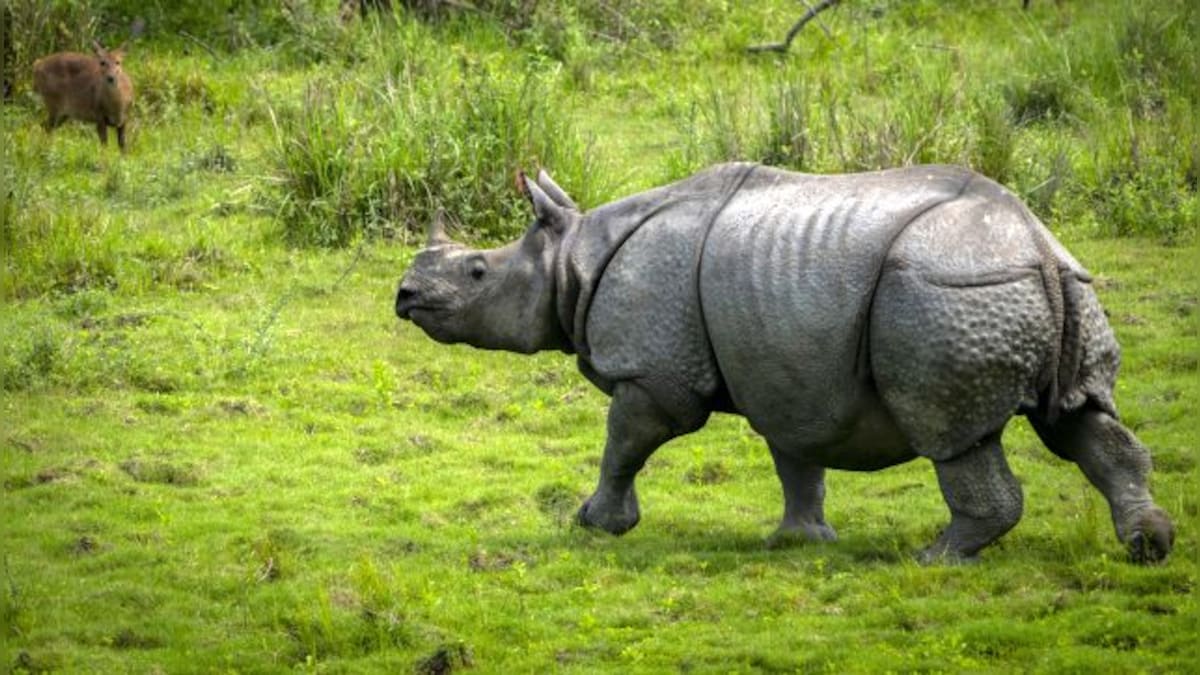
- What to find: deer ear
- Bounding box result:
[521,172,568,235]
[92,40,106,56]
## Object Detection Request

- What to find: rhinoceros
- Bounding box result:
[394,162,1174,563]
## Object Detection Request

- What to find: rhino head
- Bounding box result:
[395,171,580,354]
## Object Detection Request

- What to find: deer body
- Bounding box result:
[33,41,133,152]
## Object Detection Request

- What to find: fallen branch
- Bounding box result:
[748,0,842,54]
[178,30,218,59]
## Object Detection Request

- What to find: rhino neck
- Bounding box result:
[554,211,651,359]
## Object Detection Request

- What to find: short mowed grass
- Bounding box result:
[3,0,1199,672]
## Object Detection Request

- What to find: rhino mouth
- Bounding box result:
[399,305,447,321]
[395,289,448,321]
[396,301,445,321]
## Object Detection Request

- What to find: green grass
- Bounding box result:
[3,0,1199,671]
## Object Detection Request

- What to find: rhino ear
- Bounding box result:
[427,209,452,247]
[536,169,578,211]
[521,172,569,235]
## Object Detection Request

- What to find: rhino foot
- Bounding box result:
[765,521,837,550]
[1126,506,1174,564]
[576,491,640,536]
[916,544,981,567]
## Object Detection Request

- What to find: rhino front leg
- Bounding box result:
[577,381,682,535]
[921,432,1023,564]
[1029,406,1174,563]
[766,447,836,548]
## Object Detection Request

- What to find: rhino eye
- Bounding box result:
[468,258,487,281]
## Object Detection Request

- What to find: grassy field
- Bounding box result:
[2,0,1198,671]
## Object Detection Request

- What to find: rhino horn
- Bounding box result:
[521,172,569,235]
[427,208,452,246]
[536,169,578,211]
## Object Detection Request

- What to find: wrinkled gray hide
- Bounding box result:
[395,163,1174,563]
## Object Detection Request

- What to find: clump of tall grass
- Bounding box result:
[970,90,1017,185]
[267,22,602,246]
[0,319,61,392]
[669,53,972,178]
[0,206,122,299]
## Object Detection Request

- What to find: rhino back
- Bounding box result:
[698,166,975,447]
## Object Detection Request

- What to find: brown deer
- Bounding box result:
[33,40,134,152]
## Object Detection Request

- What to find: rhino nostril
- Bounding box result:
[395,286,418,318]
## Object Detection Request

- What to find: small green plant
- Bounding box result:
[1004,73,1076,126]
[0,322,60,391]
[2,558,31,640]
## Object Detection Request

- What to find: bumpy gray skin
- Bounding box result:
[395,163,1175,564]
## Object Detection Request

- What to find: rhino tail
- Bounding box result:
[1046,265,1080,422]
[1046,267,1121,421]
[1024,212,1066,423]
[1031,220,1121,423]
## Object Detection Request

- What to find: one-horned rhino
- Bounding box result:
[395,163,1174,563]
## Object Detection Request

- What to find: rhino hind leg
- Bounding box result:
[765,447,836,548]
[1029,406,1174,563]
[920,431,1024,564]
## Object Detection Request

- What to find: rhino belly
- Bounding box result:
[698,195,918,469]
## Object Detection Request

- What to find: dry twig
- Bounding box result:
[747,0,842,54]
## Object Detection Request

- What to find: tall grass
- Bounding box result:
[0,207,121,298]
[267,22,603,246]
[666,0,1198,242]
